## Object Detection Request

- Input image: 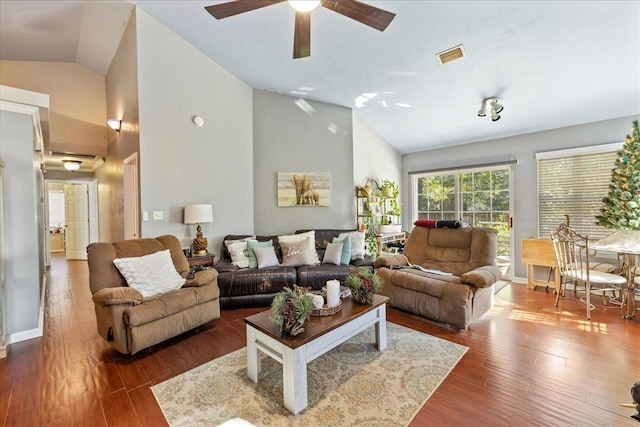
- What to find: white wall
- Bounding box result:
[0,61,107,156]
[101,9,140,242]
[135,8,254,258]
[402,115,639,278]
[253,91,355,235]
[0,110,41,334]
[352,111,401,187]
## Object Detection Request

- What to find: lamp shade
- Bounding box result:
[184,204,213,224]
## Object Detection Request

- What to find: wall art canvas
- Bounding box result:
[277,172,331,207]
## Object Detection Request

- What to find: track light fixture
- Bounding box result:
[478,97,503,121]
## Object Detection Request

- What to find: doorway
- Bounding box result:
[123,153,139,240]
[411,165,514,278]
[44,179,99,265]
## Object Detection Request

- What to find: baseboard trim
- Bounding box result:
[511,276,527,284]
[6,273,46,347]
[8,326,42,344]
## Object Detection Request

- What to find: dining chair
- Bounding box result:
[550,224,627,320]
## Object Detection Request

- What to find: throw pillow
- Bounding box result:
[332,236,352,265]
[277,231,320,265]
[112,249,185,298]
[246,240,273,269]
[226,240,250,268]
[338,231,365,261]
[224,236,255,267]
[280,237,314,267]
[323,242,343,265]
[252,246,280,269]
[414,219,437,228]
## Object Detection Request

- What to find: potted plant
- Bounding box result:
[377,179,402,234]
[270,286,314,337]
[344,268,383,304]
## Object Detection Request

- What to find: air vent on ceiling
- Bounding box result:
[436,44,466,65]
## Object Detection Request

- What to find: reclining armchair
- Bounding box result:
[87,235,220,354]
[374,226,501,329]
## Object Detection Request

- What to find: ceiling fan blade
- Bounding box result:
[205,0,284,20]
[293,11,311,59]
[321,0,395,31]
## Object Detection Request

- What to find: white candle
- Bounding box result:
[327,280,340,308]
[312,294,324,309]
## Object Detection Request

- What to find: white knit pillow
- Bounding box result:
[224,236,255,268]
[113,249,185,298]
[226,240,250,268]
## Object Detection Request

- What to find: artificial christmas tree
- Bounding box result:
[595,120,640,230]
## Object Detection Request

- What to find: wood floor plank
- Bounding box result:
[128,385,168,427]
[100,389,141,427]
[2,256,639,427]
[69,390,106,426]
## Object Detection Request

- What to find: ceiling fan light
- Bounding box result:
[288,0,321,12]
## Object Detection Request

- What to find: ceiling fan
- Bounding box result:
[204,0,395,58]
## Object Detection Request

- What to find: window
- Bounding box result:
[537,143,622,240]
[412,165,513,272]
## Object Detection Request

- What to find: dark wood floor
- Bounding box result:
[1,254,639,427]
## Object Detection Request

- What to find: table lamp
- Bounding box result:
[184,204,213,255]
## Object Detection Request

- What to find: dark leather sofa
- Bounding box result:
[215,229,374,307]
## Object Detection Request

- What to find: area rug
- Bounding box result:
[152,322,467,427]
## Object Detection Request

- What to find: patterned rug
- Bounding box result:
[152,322,467,427]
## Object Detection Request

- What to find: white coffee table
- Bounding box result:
[244,294,388,415]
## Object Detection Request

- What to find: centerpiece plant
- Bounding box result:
[270,286,314,337]
[344,268,383,304]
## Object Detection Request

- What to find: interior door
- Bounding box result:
[64,183,89,260]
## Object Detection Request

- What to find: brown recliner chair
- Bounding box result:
[87,235,220,354]
[374,227,501,329]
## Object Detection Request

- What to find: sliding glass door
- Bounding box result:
[413,166,513,275]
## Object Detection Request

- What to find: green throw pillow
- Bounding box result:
[247,240,273,268]
[332,236,352,265]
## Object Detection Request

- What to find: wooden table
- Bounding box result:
[521,239,560,293]
[244,294,389,415]
[187,253,215,269]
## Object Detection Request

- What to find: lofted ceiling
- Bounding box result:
[1,1,638,154]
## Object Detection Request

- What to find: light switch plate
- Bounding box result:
[142,211,149,221]
[153,211,163,220]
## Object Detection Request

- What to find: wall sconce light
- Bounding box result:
[107,119,122,132]
[63,160,81,172]
[478,97,504,121]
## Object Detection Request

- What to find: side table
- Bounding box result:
[187,253,215,269]
[521,239,560,293]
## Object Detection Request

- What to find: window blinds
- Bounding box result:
[537,149,618,240]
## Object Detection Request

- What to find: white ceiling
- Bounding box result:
[1,1,639,154]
